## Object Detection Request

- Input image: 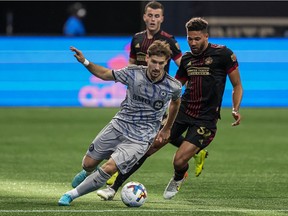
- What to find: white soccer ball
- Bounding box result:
[121,181,147,207]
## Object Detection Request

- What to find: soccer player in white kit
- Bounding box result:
[58,40,182,206]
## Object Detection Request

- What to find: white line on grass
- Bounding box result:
[0,209,287,213]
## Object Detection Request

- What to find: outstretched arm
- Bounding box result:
[70,46,115,81]
[228,67,243,126]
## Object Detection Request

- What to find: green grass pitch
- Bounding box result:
[0,107,287,216]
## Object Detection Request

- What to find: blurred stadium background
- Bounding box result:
[1,1,288,108]
[1,1,288,37]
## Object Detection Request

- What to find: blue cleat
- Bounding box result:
[58,194,73,206]
[71,170,87,188]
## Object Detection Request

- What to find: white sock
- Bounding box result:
[75,167,111,197]
[67,189,79,199]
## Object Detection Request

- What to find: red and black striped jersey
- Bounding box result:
[129,30,182,73]
[175,43,238,120]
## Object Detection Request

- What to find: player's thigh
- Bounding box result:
[169,121,188,141]
[86,122,122,160]
[185,124,216,149]
[111,139,149,175]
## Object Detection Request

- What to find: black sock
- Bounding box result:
[170,135,184,148]
[174,163,189,181]
[111,154,148,192]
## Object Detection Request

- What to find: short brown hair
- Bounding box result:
[144,1,164,14]
[147,40,172,60]
[186,17,208,33]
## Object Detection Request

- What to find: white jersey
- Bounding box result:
[111,65,182,144]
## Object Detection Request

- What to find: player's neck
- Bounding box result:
[191,42,209,56]
[147,70,164,83]
[146,29,160,39]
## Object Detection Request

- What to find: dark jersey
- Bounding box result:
[129,30,182,73]
[175,43,238,121]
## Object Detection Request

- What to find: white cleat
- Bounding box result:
[96,187,116,200]
[163,177,186,199]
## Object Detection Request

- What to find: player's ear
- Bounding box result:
[161,15,164,23]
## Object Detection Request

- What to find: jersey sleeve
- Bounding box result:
[129,36,136,60]
[222,47,239,74]
[168,37,182,61]
[113,65,143,86]
[172,81,182,101]
[175,54,189,83]
[113,67,131,86]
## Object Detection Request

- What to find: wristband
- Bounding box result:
[83,59,89,67]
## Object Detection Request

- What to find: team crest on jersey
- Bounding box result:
[153,100,164,110]
[231,53,237,62]
[205,57,213,65]
[135,43,140,48]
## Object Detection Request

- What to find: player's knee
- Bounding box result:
[173,156,188,170]
[82,155,99,171]
[82,164,96,172]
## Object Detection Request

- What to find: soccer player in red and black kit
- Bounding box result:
[162,17,243,199]
[128,1,182,72]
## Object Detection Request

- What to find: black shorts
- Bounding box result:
[169,111,217,149]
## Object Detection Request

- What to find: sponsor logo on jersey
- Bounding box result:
[133,94,151,104]
[132,94,164,110]
[187,67,210,76]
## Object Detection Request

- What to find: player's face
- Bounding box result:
[143,8,164,33]
[187,30,208,55]
[146,55,167,81]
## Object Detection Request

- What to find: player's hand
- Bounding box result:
[231,110,241,126]
[155,128,170,144]
[70,46,85,64]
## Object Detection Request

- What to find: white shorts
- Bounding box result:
[86,122,150,174]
